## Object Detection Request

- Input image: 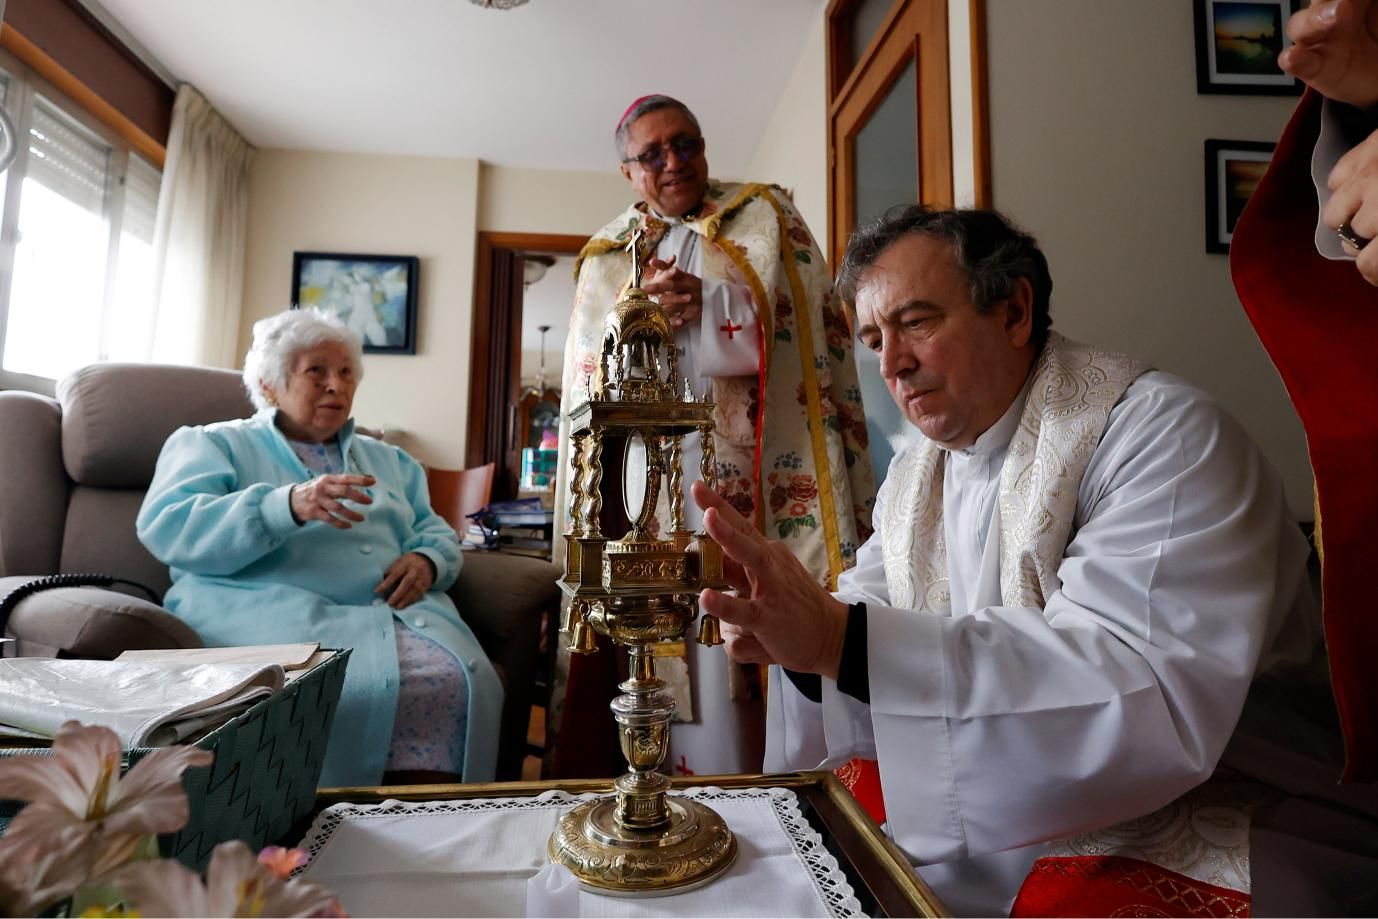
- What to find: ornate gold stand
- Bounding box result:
[547,634,736,895]
[548,229,736,894]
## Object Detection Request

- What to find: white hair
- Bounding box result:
[242,307,365,411]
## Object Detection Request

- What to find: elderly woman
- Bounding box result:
[136,308,502,787]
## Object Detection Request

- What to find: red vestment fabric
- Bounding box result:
[834,757,886,825]
[1010,856,1250,918]
[1230,88,1378,782]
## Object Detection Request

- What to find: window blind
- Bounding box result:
[122,154,160,244]
[28,95,110,215]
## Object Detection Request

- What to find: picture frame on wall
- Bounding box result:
[291,252,419,354]
[1193,0,1303,95]
[1205,139,1275,254]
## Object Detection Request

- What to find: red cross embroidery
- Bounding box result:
[719,319,743,339]
[675,755,695,776]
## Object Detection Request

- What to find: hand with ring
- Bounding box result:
[289,473,375,529]
[642,254,704,327]
[1321,127,1378,285]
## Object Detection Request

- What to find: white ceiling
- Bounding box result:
[91,0,827,176]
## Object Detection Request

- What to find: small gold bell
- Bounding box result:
[696,613,723,646]
[569,619,599,655]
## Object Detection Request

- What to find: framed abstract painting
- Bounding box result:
[291,252,420,354]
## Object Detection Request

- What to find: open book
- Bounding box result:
[0,657,287,748]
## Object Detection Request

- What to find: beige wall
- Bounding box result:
[986,0,1309,515]
[241,150,480,467]
[241,156,630,467]
[478,163,631,235]
[746,15,828,235]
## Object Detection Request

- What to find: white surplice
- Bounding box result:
[764,369,1320,916]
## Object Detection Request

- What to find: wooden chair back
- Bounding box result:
[425,462,495,533]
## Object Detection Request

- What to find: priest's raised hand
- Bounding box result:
[692,480,849,680]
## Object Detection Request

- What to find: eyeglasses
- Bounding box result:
[621,135,705,172]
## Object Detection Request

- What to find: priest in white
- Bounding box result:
[693,206,1323,915]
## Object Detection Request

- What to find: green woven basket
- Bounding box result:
[0,648,350,872]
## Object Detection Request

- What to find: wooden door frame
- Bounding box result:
[466,230,586,498]
[825,0,990,267]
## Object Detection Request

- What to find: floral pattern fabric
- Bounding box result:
[556,181,875,588]
[384,624,468,774]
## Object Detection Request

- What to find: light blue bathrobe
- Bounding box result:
[136,410,502,787]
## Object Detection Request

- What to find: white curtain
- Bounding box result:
[146,84,254,368]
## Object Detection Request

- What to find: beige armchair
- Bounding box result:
[0,363,556,780]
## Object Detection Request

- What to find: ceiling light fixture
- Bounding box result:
[522,254,557,288]
[469,0,529,8]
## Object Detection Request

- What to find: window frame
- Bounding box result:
[0,46,156,395]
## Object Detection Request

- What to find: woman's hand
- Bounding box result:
[289,474,375,529]
[376,552,436,610]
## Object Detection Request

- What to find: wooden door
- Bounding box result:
[826,0,990,267]
[826,0,989,485]
[467,231,585,499]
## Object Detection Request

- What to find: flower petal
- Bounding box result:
[257,846,310,880]
[51,722,123,810]
[205,840,263,913]
[110,857,210,918]
[0,819,97,916]
[86,831,145,881]
[0,752,93,817]
[1,801,90,846]
[264,877,346,918]
[103,745,212,836]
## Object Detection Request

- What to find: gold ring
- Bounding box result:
[1337,221,1371,251]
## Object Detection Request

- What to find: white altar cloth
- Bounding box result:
[295,786,865,917]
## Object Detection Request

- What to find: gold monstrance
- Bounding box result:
[549,229,737,894]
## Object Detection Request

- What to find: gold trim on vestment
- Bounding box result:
[762,188,844,588]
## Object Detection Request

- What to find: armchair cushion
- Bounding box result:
[57,364,253,488]
[0,576,201,659]
[447,551,560,780]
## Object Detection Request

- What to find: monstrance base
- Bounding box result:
[547,795,737,897]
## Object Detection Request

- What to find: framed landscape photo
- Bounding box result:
[1205,139,1275,253]
[291,252,419,354]
[1194,0,1303,95]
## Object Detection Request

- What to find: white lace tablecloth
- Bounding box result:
[295,786,865,918]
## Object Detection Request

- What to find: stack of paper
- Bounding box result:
[0,649,302,748]
[117,643,329,683]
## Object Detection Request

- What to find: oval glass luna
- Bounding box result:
[623,433,649,523]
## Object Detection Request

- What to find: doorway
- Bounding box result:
[466,231,585,501]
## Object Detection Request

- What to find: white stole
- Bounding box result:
[878,333,1150,610]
